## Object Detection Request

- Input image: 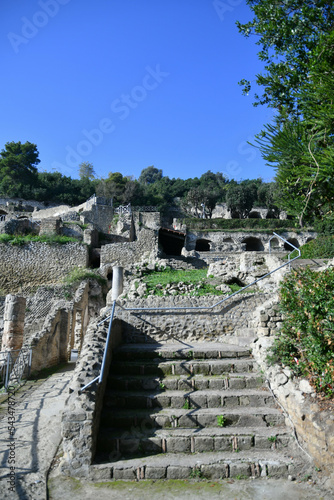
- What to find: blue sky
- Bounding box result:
[0,0,275,182]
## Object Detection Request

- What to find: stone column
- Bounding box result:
[111,266,123,301]
[1,294,26,351]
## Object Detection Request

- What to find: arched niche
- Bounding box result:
[241,237,264,252]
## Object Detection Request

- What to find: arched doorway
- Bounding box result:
[241,237,264,251]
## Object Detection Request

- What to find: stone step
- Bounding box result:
[91,449,301,481]
[107,372,264,391]
[110,358,256,377]
[114,343,251,361]
[104,388,276,410]
[96,426,292,457]
[100,406,285,430]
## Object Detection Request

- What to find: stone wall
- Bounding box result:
[25,279,104,372]
[60,316,123,478]
[100,228,159,269]
[185,230,316,253]
[114,293,269,344]
[80,205,114,233]
[0,242,88,293]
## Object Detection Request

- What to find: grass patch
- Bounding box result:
[141,267,255,297]
[63,267,107,287]
[0,234,79,245]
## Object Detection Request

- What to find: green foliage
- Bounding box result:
[237,1,334,115]
[289,236,334,259]
[78,161,95,180]
[0,141,40,198]
[269,267,334,397]
[182,399,191,410]
[217,415,226,427]
[0,234,78,245]
[63,267,107,287]
[184,217,298,231]
[226,182,257,219]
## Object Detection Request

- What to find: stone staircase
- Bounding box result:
[95,343,303,480]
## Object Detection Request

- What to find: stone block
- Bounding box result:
[194,436,214,452]
[201,463,228,479]
[167,437,191,453]
[167,466,191,479]
[229,462,251,478]
[145,467,166,479]
[113,467,137,480]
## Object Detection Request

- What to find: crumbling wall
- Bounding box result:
[0,242,88,293]
[25,280,104,372]
[114,293,269,344]
[100,228,158,268]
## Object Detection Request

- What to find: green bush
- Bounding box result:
[183,217,300,232]
[290,235,334,259]
[269,267,334,397]
[0,234,79,245]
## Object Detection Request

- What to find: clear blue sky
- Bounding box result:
[0,0,275,182]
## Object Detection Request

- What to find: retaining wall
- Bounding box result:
[0,242,88,293]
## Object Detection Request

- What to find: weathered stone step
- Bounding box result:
[101,406,285,429]
[92,449,301,480]
[97,426,292,456]
[110,358,255,377]
[114,343,251,361]
[104,388,276,410]
[107,372,264,391]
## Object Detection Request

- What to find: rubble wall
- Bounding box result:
[0,242,88,293]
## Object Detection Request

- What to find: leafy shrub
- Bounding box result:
[181,217,304,232]
[290,235,334,259]
[313,217,334,235]
[269,267,334,397]
[0,234,79,245]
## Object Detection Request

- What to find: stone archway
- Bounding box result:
[195,238,211,252]
[284,238,299,251]
[241,237,264,251]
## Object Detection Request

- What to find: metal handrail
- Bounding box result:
[80,232,300,391]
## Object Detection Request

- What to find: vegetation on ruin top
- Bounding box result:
[141,267,254,297]
[0,234,80,245]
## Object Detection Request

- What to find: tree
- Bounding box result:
[237,1,334,117]
[138,166,163,185]
[78,161,95,180]
[254,32,334,225]
[0,141,40,198]
[226,184,256,219]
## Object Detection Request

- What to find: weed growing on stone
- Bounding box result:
[268,435,278,443]
[183,399,191,410]
[190,467,204,479]
[217,415,226,427]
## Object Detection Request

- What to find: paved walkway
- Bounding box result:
[0,365,74,500]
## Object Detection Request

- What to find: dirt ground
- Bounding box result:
[48,475,333,500]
